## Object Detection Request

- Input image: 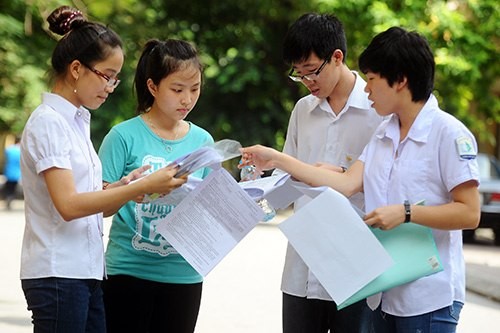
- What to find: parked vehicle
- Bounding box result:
[463,153,500,245]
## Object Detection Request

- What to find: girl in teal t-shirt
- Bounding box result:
[98,39,214,333]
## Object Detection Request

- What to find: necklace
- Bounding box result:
[145,113,181,153]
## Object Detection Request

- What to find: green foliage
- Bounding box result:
[1,0,498,153]
[0,12,44,133]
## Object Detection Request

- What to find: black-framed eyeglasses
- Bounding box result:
[82,63,120,88]
[288,59,329,82]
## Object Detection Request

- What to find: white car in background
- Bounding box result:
[463,153,500,245]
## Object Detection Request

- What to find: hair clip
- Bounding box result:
[61,10,83,29]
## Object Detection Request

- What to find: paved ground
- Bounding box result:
[1,200,499,332]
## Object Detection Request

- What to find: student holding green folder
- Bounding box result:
[240,27,480,333]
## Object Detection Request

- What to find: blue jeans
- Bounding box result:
[22,277,106,333]
[373,301,463,333]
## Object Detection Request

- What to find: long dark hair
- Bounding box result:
[134,39,202,114]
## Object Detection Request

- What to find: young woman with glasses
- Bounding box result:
[20,6,186,332]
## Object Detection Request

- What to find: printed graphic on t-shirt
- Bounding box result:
[131,155,177,256]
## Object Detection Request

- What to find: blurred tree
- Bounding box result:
[0,0,53,135]
[0,0,498,157]
[316,0,500,150]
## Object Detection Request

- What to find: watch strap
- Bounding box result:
[404,200,411,223]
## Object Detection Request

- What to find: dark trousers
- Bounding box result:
[103,274,202,333]
[3,180,18,209]
[282,292,374,333]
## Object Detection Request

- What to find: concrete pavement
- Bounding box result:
[462,228,500,303]
[1,200,499,332]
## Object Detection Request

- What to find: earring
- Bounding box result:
[74,76,78,94]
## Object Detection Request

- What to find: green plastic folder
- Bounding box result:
[337,222,443,310]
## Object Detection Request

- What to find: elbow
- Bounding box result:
[344,188,358,198]
[60,211,78,222]
[103,210,116,218]
[343,182,362,198]
[463,208,481,230]
[56,205,82,222]
[469,212,481,230]
[53,196,93,222]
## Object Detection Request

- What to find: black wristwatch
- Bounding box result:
[404,200,411,223]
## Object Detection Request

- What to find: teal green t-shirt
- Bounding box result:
[98,116,214,283]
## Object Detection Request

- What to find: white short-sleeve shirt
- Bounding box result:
[20,93,104,280]
[359,94,479,316]
[280,72,384,300]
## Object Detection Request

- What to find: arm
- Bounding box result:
[314,162,346,173]
[241,144,364,197]
[101,165,152,216]
[364,180,480,230]
[44,165,186,222]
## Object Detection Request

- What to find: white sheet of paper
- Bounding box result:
[156,169,264,276]
[264,176,310,209]
[239,173,290,200]
[151,176,204,206]
[170,146,223,177]
[279,188,394,304]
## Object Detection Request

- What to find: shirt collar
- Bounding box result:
[406,94,438,143]
[307,71,372,115]
[42,92,91,124]
[377,94,438,143]
[347,71,372,111]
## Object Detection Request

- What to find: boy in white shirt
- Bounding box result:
[241,26,480,333]
[279,13,383,333]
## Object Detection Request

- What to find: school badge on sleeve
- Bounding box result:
[455,136,476,160]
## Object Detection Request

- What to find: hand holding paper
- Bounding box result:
[143,139,243,203]
[134,164,186,199]
[171,139,242,177]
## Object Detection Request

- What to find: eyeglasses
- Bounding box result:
[82,63,120,88]
[288,59,328,82]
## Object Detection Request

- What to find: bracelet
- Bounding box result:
[404,200,411,223]
[102,182,110,190]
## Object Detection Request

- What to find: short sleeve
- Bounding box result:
[438,119,480,191]
[26,111,72,174]
[98,127,129,183]
[282,102,299,156]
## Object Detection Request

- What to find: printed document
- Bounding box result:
[156,168,264,276]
